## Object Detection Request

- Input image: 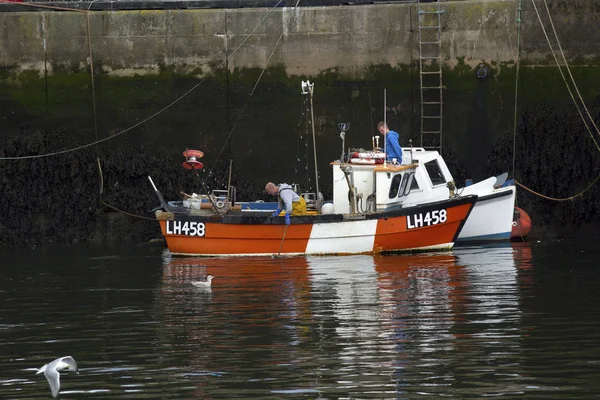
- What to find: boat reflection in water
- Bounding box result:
[159,243,531,397]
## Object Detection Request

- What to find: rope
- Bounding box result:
[0,0,286,161]
[85,11,104,195]
[515,0,600,203]
[118,3,294,220]
[516,171,600,201]
[292,99,307,185]
[100,200,157,220]
[303,97,311,189]
[541,0,600,137]
[0,0,86,13]
[511,0,522,179]
[207,33,285,173]
[531,0,600,152]
[206,2,303,179]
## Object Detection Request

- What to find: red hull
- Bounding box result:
[157,196,477,257]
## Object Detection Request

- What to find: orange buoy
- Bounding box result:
[511,207,532,240]
[182,149,204,170]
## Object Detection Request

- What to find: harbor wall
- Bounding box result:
[1,0,600,245]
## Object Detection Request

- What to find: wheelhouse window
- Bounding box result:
[398,172,410,197]
[388,174,403,199]
[425,160,446,186]
[410,175,420,191]
[402,172,414,196]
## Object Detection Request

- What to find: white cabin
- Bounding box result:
[331,157,420,214]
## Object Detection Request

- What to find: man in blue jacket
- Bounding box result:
[377,121,402,164]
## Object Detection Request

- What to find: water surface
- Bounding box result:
[1,239,600,398]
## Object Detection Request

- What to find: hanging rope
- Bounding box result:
[511,0,522,180]
[112,4,296,219]
[292,99,308,185]
[515,0,600,201]
[541,0,600,138]
[0,0,86,13]
[529,0,600,151]
[0,0,290,220]
[206,3,305,182]
[0,0,286,161]
[85,11,104,195]
[207,33,285,173]
[100,200,157,220]
[515,173,600,201]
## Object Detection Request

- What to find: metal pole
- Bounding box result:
[309,86,320,199]
[227,159,233,205]
[383,89,387,167]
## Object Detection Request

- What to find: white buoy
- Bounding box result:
[321,203,334,215]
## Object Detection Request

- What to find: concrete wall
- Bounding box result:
[2,0,600,76]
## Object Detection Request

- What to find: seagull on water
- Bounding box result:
[36,356,78,399]
[192,275,214,288]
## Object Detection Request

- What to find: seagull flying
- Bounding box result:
[192,275,214,288]
[36,356,78,399]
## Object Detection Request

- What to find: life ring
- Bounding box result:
[352,151,385,159]
[476,63,489,80]
[350,151,385,164]
[350,158,376,165]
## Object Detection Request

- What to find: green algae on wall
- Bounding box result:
[2,0,600,245]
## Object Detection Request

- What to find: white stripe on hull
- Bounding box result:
[305,219,377,254]
[458,188,515,241]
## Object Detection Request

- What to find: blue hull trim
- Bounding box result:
[238,202,279,211]
[456,231,511,244]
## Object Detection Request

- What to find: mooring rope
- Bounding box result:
[0,0,286,161]
[515,173,600,201]
[85,11,104,195]
[100,200,157,220]
[207,33,285,174]
[541,0,600,138]
[107,2,294,219]
[514,0,600,202]
[530,0,600,150]
[511,0,522,181]
[111,3,291,219]
[0,0,86,13]
[0,0,290,219]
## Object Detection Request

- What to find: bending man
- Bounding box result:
[265,182,307,225]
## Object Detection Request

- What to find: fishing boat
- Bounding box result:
[149,161,477,256]
[172,141,521,245]
[149,82,479,257]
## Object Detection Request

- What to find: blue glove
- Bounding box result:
[272,208,281,217]
[284,214,291,225]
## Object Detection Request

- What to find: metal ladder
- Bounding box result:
[417,0,444,154]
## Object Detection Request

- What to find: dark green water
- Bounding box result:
[1,239,600,398]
